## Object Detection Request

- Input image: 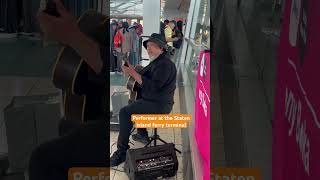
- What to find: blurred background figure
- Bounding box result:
[114,21,133,73]
[110,21,118,72]
[129,23,143,66]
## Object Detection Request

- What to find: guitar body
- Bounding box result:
[126,65,145,102]
[52,47,87,94]
[63,91,86,122]
[52,10,107,123]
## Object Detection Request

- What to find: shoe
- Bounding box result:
[110,150,126,167]
[132,133,149,144]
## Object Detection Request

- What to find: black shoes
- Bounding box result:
[110,150,126,167]
[110,133,149,167]
[132,133,149,144]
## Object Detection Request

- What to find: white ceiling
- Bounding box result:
[110,0,143,16]
[163,0,191,11]
[110,0,191,17]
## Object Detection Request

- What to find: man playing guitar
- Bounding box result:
[110,33,177,166]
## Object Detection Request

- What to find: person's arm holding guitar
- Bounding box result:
[122,62,142,85]
[38,0,103,74]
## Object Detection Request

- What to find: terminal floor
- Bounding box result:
[0,38,186,180]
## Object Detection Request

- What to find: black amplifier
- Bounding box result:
[124,143,178,180]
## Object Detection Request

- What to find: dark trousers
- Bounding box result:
[110,49,117,72]
[117,99,173,152]
[28,119,108,180]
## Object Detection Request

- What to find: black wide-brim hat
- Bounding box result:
[143,33,167,50]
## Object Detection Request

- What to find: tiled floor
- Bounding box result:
[0,37,188,179]
[110,73,128,86]
[109,129,184,180]
[1,81,187,180]
[0,38,61,156]
[109,84,185,180]
[0,38,59,77]
[108,49,188,180]
[0,77,59,155]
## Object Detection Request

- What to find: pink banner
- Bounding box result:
[273,0,320,179]
[195,50,210,180]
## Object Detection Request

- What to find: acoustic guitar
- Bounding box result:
[126,65,144,102]
[126,63,154,103]
[51,10,108,123]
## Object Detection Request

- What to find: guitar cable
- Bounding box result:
[110,167,125,173]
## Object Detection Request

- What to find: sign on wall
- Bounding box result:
[195,50,211,180]
[273,0,320,179]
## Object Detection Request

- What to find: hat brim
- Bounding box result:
[143,38,166,50]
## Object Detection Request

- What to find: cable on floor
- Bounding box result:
[110,167,125,173]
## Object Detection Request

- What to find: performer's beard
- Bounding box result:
[149,51,162,61]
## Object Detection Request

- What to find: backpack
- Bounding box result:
[113,30,122,48]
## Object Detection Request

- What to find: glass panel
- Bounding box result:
[193,0,209,46]
[240,0,256,26]
[184,0,210,95]
[239,0,283,117]
[186,47,200,95]
[201,0,210,48]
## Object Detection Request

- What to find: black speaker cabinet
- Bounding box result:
[124,143,178,180]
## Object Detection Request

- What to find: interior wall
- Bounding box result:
[213,0,281,179]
